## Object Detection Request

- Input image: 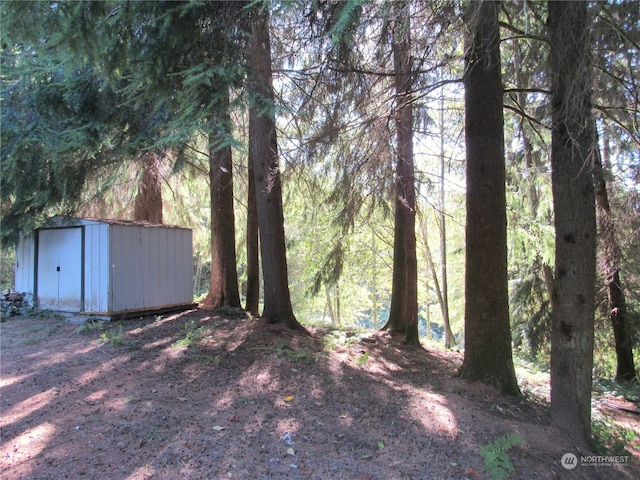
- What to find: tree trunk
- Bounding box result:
[385,185,408,333]
[438,102,454,349]
[548,0,597,448]
[245,134,260,317]
[133,152,163,224]
[324,284,336,326]
[203,95,241,309]
[458,0,519,396]
[335,282,342,327]
[247,4,302,329]
[383,0,419,345]
[594,130,636,382]
[420,214,456,347]
[371,227,379,330]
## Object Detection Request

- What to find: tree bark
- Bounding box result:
[203,94,241,309]
[438,101,454,349]
[324,284,336,325]
[133,152,163,224]
[247,4,302,329]
[548,0,597,448]
[458,0,519,395]
[371,226,379,330]
[245,136,260,316]
[420,215,456,347]
[385,182,408,333]
[594,130,636,382]
[383,0,419,345]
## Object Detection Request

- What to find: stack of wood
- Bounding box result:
[1,290,26,318]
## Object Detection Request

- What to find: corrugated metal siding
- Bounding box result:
[110,224,135,312]
[83,223,109,313]
[178,229,194,302]
[15,217,192,315]
[14,234,35,298]
[110,224,193,312]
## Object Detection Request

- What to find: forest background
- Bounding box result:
[1,0,639,449]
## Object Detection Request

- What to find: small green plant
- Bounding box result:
[75,320,111,334]
[322,330,360,353]
[100,325,125,347]
[288,349,315,364]
[355,351,370,366]
[274,342,315,364]
[591,417,636,456]
[217,306,250,319]
[172,319,207,348]
[478,434,525,480]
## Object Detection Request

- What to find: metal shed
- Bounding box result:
[14,217,194,317]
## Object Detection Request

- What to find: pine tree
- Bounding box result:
[548,0,597,448]
[458,0,520,396]
[247,3,302,329]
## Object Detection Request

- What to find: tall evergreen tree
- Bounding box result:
[203,90,241,309]
[591,1,639,382]
[548,0,597,448]
[384,0,419,345]
[244,148,261,317]
[593,133,636,382]
[247,3,302,329]
[458,0,520,395]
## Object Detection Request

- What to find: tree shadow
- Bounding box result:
[1,310,635,480]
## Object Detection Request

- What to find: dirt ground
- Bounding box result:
[1,309,638,480]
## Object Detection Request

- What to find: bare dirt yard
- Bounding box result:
[1,309,638,480]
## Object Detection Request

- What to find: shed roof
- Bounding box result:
[41,216,190,230]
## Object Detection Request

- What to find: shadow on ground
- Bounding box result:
[1,309,636,479]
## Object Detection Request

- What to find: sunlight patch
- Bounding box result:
[275,418,301,436]
[409,392,459,439]
[0,421,55,467]
[0,373,30,388]
[1,389,58,425]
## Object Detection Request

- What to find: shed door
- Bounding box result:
[37,228,83,311]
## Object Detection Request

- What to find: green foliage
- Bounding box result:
[274,343,315,364]
[322,329,362,352]
[316,0,366,55]
[172,320,209,349]
[74,320,112,334]
[355,351,370,366]
[592,378,640,403]
[100,325,125,347]
[0,63,115,243]
[0,248,15,290]
[478,434,526,480]
[1,0,247,244]
[591,417,638,457]
[509,260,552,359]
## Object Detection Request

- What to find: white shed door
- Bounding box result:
[37,228,82,311]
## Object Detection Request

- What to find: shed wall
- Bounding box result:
[83,223,110,313]
[110,225,193,313]
[14,234,35,299]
